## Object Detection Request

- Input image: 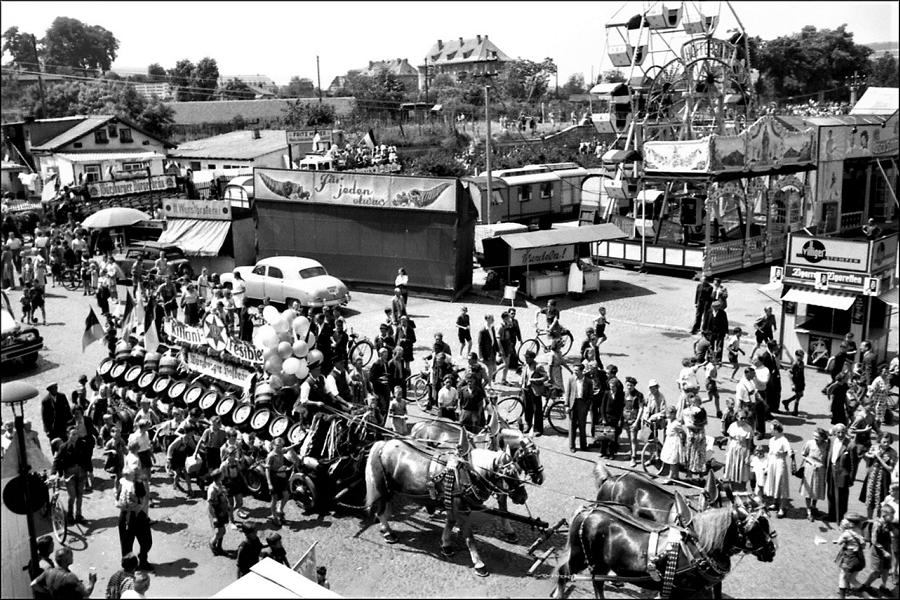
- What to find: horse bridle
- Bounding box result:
[512,439,543,481]
[733,509,777,556]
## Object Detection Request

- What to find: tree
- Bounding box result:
[497,58,557,102]
[220,78,255,100]
[168,59,195,101]
[868,52,899,87]
[408,149,468,178]
[281,99,335,128]
[281,76,316,97]
[138,96,175,139]
[147,63,166,82]
[755,25,872,102]
[2,26,40,69]
[41,17,119,73]
[191,57,219,101]
[562,73,586,96]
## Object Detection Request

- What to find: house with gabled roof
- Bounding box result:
[419,35,511,90]
[2,114,173,188]
[329,58,419,95]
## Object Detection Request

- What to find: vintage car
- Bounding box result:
[1,290,43,369]
[113,241,194,282]
[220,256,351,308]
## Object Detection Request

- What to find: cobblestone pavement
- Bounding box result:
[3,264,897,598]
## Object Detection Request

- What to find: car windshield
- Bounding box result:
[299,267,327,279]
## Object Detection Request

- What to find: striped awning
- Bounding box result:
[782,288,856,311]
[157,219,230,257]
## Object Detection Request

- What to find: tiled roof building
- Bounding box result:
[419,35,511,89]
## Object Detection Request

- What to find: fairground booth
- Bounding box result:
[157,198,255,274]
[481,223,626,298]
[777,231,898,366]
[252,168,477,296]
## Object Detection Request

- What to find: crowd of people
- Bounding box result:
[769,99,852,117]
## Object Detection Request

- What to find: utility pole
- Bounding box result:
[485,83,493,225]
[316,56,322,103]
[30,34,46,119]
[424,57,429,105]
[846,71,867,107]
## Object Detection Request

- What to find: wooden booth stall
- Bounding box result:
[157,199,255,275]
[253,168,477,297]
[481,224,625,298]
[778,232,898,366]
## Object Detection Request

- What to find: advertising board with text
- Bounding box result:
[254,168,457,212]
[162,199,231,220]
[509,244,574,267]
[786,234,870,273]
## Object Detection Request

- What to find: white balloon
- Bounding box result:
[282,356,301,376]
[306,330,316,346]
[282,308,297,324]
[263,305,280,325]
[257,325,279,349]
[272,316,290,334]
[296,360,309,380]
[292,316,310,338]
[292,340,309,358]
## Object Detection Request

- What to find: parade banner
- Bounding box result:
[184,350,254,389]
[163,317,263,365]
[86,175,176,198]
[254,168,457,212]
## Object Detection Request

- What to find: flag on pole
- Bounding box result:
[362,129,377,149]
[133,285,145,335]
[145,314,160,353]
[82,307,105,352]
[703,469,719,507]
[292,541,318,582]
[118,291,135,339]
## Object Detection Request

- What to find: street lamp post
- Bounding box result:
[845,71,867,108]
[2,381,41,585]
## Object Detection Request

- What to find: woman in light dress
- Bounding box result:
[723,408,754,491]
[799,427,829,521]
[659,405,685,484]
[763,420,795,518]
[682,394,708,477]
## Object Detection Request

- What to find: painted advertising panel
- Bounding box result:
[787,234,870,273]
[642,139,709,172]
[869,234,898,272]
[87,175,176,198]
[254,168,457,212]
[819,115,900,161]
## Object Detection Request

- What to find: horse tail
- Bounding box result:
[593,459,611,489]
[365,440,390,517]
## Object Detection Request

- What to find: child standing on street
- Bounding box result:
[833,514,867,598]
[750,443,768,504]
[782,350,806,416]
[659,406,685,484]
[705,361,722,418]
[861,503,895,596]
[721,397,736,439]
[594,306,609,345]
[726,327,746,379]
[388,386,408,435]
[20,281,32,322]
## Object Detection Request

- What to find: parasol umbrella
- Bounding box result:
[81,207,151,229]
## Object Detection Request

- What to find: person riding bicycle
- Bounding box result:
[535,299,566,342]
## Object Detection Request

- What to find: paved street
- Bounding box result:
[3,264,897,598]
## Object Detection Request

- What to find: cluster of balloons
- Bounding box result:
[253,306,317,391]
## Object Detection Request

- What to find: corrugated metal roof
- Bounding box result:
[56,151,165,163]
[30,116,115,151]
[499,223,627,250]
[169,130,287,160]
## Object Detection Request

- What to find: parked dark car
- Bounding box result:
[114,242,194,282]
[1,290,42,369]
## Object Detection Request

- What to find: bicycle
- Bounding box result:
[59,267,82,291]
[494,388,569,435]
[40,474,70,544]
[517,328,574,364]
[348,331,376,368]
[408,363,433,410]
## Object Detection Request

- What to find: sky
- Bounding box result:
[2,1,898,87]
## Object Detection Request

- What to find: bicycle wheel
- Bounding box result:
[51,498,68,544]
[408,375,430,409]
[61,270,80,291]
[517,339,540,364]
[349,340,375,368]
[546,400,569,435]
[558,331,574,356]
[496,395,524,424]
[641,439,664,477]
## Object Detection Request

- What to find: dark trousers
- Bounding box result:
[826,479,850,523]
[589,394,601,436]
[712,335,725,362]
[119,510,152,564]
[692,302,709,333]
[754,399,767,435]
[569,398,589,450]
[523,389,544,434]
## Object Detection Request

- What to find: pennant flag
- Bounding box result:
[362,129,377,149]
[119,291,135,339]
[293,541,318,582]
[82,307,105,352]
[703,469,719,507]
[144,314,160,353]
[133,285,146,335]
[144,294,157,334]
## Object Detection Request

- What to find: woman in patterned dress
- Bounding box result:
[723,408,754,491]
[800,427,829,521]
[682,394,708,478]
[763,420,794,518]
[860,432,898,519]
[659,405,685,484]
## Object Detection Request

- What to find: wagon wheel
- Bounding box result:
[290,473,318,513]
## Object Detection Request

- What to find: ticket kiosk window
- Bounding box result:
[799,304,851,336]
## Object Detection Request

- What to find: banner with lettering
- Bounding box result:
[163,317,263,365]
[253,168,457,212]
[183,350,255,389]
[509,244,575,267]
[87,175,176,198]
[162,199,231,220]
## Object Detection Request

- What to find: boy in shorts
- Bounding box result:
[456,306,472,358]
[594,306,609,345]
[725,327,746,379]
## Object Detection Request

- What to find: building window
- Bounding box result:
[73,142,83,149]
[540,183,553,199]
[107,125,118,138]
[122,161,148,172]
[94,129,109,144]
[119,128,133,143]
[519,186,532,202]
[189,161,201,171]
[83,164,102,182]
[207,164,216,170]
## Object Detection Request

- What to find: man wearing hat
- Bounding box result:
[703,300,729,362]
[826,423,854,523]
[41,383,73,444]
[235,521,264,579]
[521,350,548,436]
[643,379,668,442]
[295,350,353,425]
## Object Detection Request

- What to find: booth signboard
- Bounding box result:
[870,235,898,272]
[818,115,900,161]
[254,169,457,213]
[286,129,332,144]
[783,265,868,293]
[786,234,870,273]
[184,350,254,389]
[87,175,176,198]
[510,244,575,267]
[163,199,231,220]
[851,296,865,324]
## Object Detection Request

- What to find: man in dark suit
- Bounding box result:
[477,314,500,382]
[313,312,334,373]
[368,348,390,414]
[691,276,713,334]
[520,350,548,435]
[702,301,729,362]
[41,382,73,443]
[860,340,877,386]
[825,423,853,523]
[564,363,593,452]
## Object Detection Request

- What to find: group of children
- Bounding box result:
[834,502,898,598]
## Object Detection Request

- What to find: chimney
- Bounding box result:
[459,37,464,45]
[252,129,261,140]
[477,35,482,43]
[437,39,443,50]
[484,34,488,40]
[368,61,373,68]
